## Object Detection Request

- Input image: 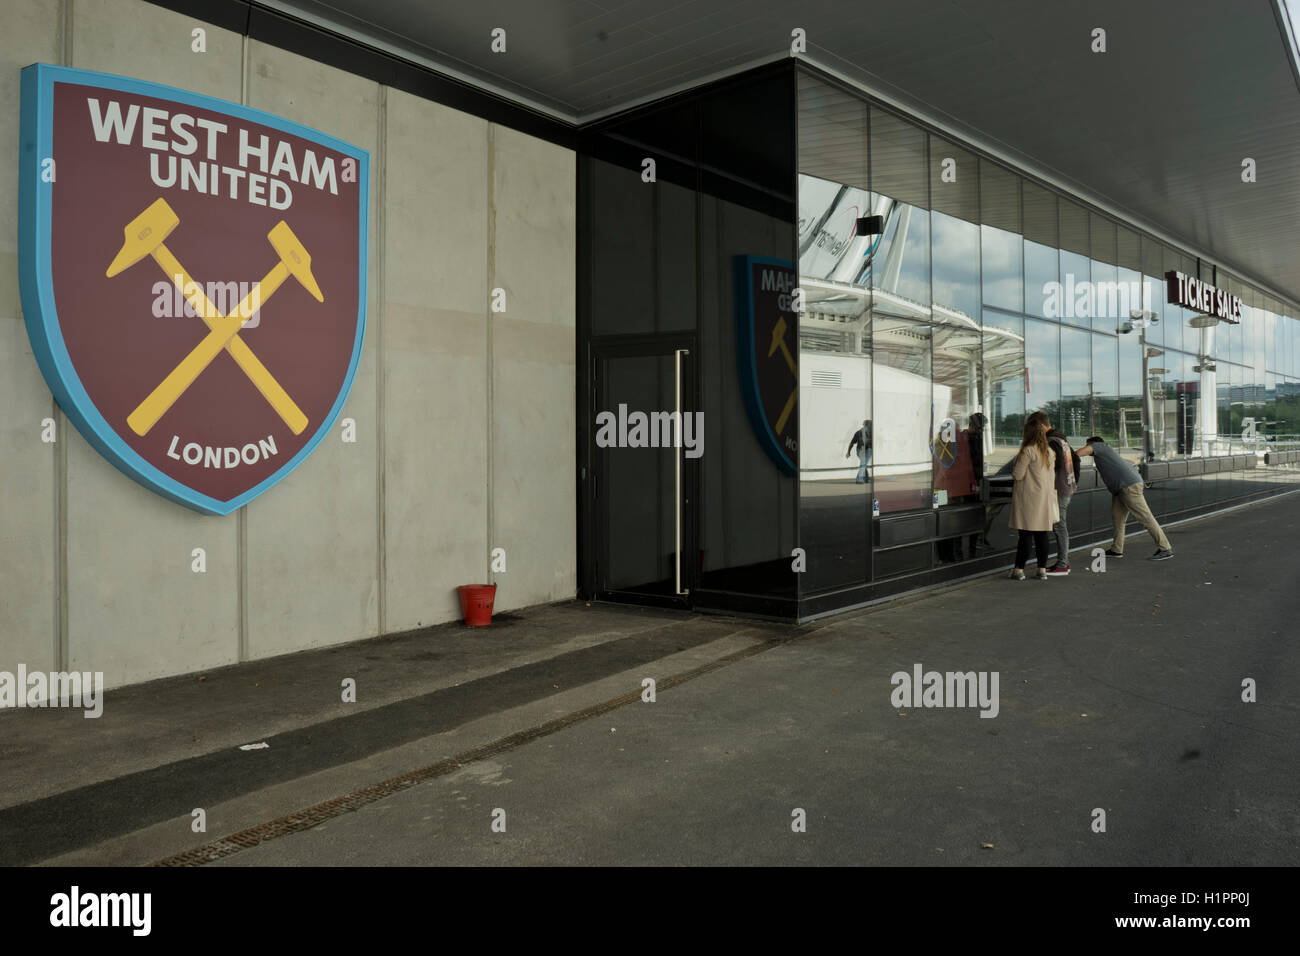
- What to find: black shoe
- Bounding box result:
[1148,549,1174,561]
[1104,549,1124,558]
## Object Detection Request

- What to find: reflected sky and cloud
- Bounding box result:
[797,73,1300,526]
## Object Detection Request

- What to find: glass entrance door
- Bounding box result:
[593,343,696,605]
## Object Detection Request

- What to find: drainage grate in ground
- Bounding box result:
[150,635,786,866]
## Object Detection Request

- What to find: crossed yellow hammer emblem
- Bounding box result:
[933,437,956,467]
[106,198,323,437]
[768,315,798,435]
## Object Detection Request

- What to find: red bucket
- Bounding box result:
[457,584,497,626]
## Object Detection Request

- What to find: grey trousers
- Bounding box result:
[1111,482,1172,553]
[1052,491,1072,565]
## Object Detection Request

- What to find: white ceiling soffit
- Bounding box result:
[262,0,1300,306]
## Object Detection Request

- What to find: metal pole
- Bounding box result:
[674,348,689,596]
[1140,326,1154,461]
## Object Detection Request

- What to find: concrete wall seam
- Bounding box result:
[486,122,497,586]
[236,30,250,664]
[375,84,388,637]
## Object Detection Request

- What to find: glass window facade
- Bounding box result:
[578,61,1300,620]
[792,66,1300,602]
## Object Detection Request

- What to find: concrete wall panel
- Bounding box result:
[0,0,61,672]
[71,0,243,97]
[0,319,57,673]
[385,90,488,314]
[65,433,239,686]
[490,128,576,611]
[384,305,489,628]
[383,90,490,630]
[491,128,576,327]
[243,42,381,658]
[491,318,575,610]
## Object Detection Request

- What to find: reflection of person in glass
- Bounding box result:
[966,413,986,479]
[846,419,872,484]
[932,415,979,504]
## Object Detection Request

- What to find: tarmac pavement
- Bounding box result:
[3,492,1297,866]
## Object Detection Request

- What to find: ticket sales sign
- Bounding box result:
[1165,270,1242,323]
[18,64,369,515]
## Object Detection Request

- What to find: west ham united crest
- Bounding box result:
[18,64,369,515]
[736,255,799,475]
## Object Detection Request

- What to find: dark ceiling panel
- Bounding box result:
[263,0,1300,304]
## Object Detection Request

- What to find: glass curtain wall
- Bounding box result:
[795,74,871,593]
[795,67,1300,596]
[695,69,799,608]
[870,108,934,517]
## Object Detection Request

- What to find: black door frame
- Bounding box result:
[580,333,699,609]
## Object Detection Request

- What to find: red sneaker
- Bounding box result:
[1046,564,1071,576]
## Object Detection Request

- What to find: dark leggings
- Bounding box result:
[1015,530,1050,570]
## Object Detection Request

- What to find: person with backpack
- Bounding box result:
[1045,427,1080,576]
[1008,411,1059,580]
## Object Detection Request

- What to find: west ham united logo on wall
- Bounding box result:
[18,64,368,515]
[736,255,798,476]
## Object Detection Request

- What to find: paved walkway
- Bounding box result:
[2,492,1297,865]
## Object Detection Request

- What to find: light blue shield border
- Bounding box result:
[735,254,798,476]
[18,63,370,516]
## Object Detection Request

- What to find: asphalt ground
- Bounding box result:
[2,491,1297,866]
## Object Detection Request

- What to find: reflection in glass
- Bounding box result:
[982,310,1025,476]
[930,210,983,507]
[1284,317,1294,382]
[1117,266,1142,328]
[931,211,980,323]
[1025,319,1060,420]
[1173,351,1198,456]
[980,225,1022,311]
[797,174,876,287]
[797,171,874,592]
[1229,308,1241,366]
[1024,240,1057,319]
[868,145,941,515]
[1149,350,1174,459]
[873,318,932,513]
[1089,261,1118,334]
[1091,333,1119,442]
[1229,363,1244,445]
[1145,273,1166,349]
[874,198,931,306]
[931,322,982,505]
[1118,327,1143,454]
[1060,326,1091,439]
[1057,250,1091,328]
[1257,308,1273,376]
[1265,371,1277,444]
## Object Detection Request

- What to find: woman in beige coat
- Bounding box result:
[1008,410,1060,580]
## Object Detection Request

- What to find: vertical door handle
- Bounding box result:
[675,348,689,596]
